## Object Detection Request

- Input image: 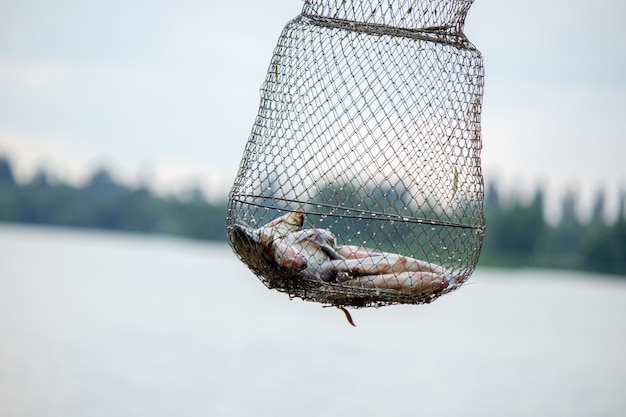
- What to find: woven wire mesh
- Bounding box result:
[226,0,485,308]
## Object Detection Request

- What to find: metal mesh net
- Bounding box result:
[226,0,485,308]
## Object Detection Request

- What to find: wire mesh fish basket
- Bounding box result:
[226,0,485,308]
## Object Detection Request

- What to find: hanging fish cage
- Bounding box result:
[226,0,486,308]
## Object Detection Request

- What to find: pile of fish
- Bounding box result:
[230,209,459,295]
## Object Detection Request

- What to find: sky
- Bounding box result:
[0,0,625,219]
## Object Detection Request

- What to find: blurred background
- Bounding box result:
[1,0,625,416]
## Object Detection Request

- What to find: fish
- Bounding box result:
[341,271,449,294]
[230,208,305,273]
[231,209,459,294]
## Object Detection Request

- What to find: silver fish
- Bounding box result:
[232,209,458,294]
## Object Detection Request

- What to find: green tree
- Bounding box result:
[590,188,607,226]
[0,157,16,186]
[583,218,626,275]
[540,189,585,268]
[481,188,546,265]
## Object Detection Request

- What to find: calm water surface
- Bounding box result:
[1,223,625,417]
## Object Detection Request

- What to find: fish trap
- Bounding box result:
[226,0,486,308]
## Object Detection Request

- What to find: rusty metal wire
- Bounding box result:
[226,0,485,308]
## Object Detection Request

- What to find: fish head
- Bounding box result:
[263,207,305,234]
[229,223,274,272]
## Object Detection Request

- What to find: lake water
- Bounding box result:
[0,223,625,417]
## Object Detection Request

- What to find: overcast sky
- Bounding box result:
[1,0,625,218]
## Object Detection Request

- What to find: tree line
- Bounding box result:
[0,157,228,241]
[481,182,626,276]
[1,156,624,276]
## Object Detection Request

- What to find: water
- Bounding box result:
[1,223,625,417]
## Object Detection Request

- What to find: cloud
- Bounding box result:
[0,60,69,90]
[0,130,93,184]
